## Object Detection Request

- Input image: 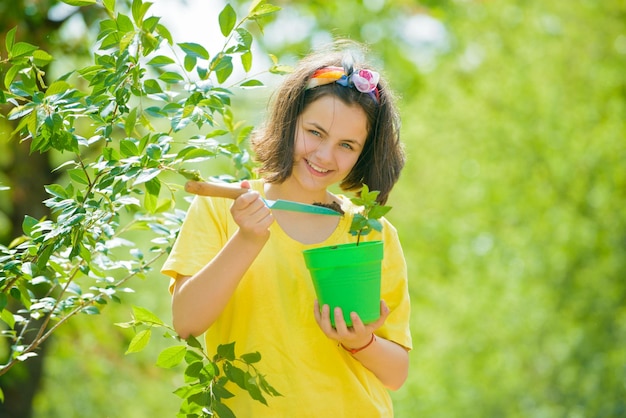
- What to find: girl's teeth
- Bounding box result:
[307,160,328,173]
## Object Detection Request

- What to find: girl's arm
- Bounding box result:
[172,187,273,338]
[314,300,410,390]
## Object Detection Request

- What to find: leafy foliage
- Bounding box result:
[349,184,392,244]
[0,0,283,413]
[117,306,281,418]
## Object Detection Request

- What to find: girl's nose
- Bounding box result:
[313,138,334,163]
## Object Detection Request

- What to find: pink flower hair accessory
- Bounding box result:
[306,65,380,104]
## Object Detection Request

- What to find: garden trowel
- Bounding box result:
[184,181,342,216]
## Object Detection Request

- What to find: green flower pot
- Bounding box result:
[303,241,383,327]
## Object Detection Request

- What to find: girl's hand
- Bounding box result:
[313,300,391,350]
[230,180,273,241]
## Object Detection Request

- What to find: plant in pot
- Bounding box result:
[303,184,392,327]
[182,179,391,328]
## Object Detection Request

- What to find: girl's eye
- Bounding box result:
[340,142,354,150]
[309,130,322,137]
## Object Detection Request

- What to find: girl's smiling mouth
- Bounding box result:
[305,159,330,174]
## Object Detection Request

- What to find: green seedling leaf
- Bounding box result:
[349,184,393,244]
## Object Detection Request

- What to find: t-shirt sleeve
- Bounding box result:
[378,219,413,351]
[161,195,232,293]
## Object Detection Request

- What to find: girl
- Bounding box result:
[162,43,412,417]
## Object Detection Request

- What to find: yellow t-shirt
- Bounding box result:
[161,180,412,417]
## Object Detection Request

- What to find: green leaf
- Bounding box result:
[68,168,90,186]
[126,329,152,354]
[4,62,26,88]
[213,55,233,84]
[156,345,187,368]
[185,335,204,350]
[245,376,267,405]
[184,54,197,72]
[0,293,8,311]
[1,309,16,329]
[259,374,282,396]
[368,205,392,220]
[224,363,246,390]
[143,79,163,94]
[248,2,281,20]
[236,125,253,144]
[219,4,237,37]
[45,184,69,199]
[241,51,253,73]
[120,139,139,157]
[178,42,209,60]
[116,13,135,34]
[132,305,164,326]
[5,27,16,53]
[103,0,115,13]
[21,215,39,236]
[125,107,137,137]
[133,168,161,189]
[147,55,175,67]
[217,342,236,361]
[212,401,236,418]
[60,0,97,6]
[32,49,53,67]
[45,81,71,97]
[158,71,184,84]
[240,79,263,88]
[241,351,261,364]
[11,42,38,59]
[144,175,161,195]
[155,23,173,45]
[131,0,152,25]
[184,361,204,380]
[269,64,292,75]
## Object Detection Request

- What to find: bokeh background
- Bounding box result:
[1,0,624,417]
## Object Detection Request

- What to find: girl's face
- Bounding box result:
[290,95,368,196]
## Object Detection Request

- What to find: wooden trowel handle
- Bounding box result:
[184,181,248,199]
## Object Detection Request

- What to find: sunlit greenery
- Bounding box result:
[0,0,624,417]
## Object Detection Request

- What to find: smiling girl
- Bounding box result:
[162,42,411,417]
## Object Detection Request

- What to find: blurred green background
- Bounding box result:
[1,0,625,417]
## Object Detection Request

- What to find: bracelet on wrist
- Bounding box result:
[340,334,376,354]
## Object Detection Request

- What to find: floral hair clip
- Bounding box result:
[306,66,380,104]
